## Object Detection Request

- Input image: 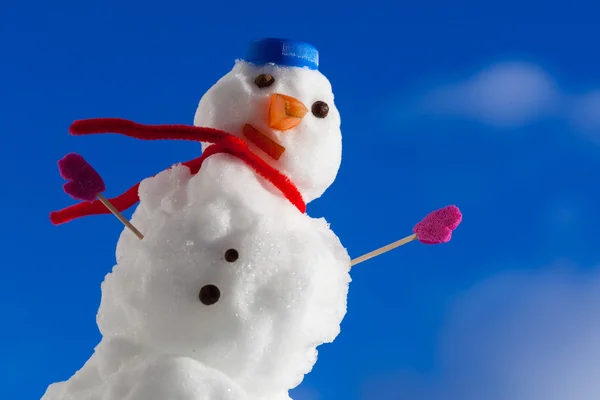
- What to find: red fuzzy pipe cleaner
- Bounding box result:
[50,118,306,225]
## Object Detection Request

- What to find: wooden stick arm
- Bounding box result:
[350,233,417,268]
[97,193,144,240]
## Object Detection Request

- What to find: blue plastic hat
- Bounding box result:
[244,38,319,70]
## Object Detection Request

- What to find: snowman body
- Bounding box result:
[44,155,351,400]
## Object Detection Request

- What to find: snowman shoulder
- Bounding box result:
[137,163,195,216]
[306,216,350,263]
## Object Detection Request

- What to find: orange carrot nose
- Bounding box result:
[268,93,308,131]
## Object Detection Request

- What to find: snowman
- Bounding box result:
[45,38,462,400]
[45,39,353,400]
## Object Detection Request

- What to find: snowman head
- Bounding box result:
[194,39,342,204]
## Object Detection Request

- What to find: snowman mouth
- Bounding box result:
[242,124,286,161]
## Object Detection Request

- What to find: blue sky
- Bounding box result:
[1,1,600,399]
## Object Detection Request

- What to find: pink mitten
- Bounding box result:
[58,153,105,202]
[413,205,462,244]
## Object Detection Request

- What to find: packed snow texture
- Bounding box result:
[43,155,351,400]
[43,345,250,400]
[194,60,342,204]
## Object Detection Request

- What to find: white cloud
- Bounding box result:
[409,61,600,136]
[364,263,600,400]
[420,62,560,128]
[437,265,600,400]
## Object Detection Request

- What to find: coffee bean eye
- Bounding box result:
[224,248,239,263]
[254,74,275,88]
[311,101,329,118]
[199,284,220,305]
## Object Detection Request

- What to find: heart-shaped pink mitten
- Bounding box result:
[58,153,106,202]
[413,205,462,244]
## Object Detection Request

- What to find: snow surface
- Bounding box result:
[194,60,342,204]
[43,155,351,399]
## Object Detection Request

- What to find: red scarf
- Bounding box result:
[50,118,306,225]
